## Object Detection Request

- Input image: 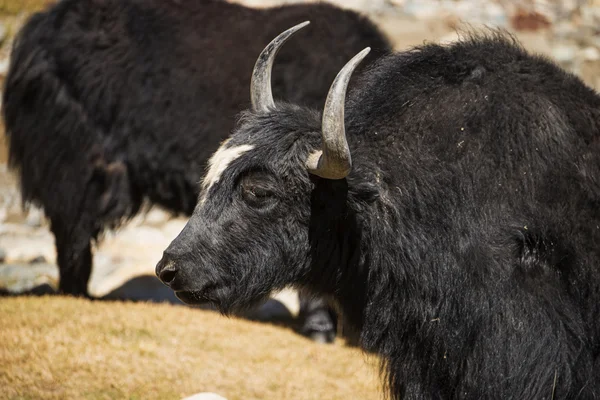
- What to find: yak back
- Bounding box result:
[335,32,600,398]
[345,31,600,239]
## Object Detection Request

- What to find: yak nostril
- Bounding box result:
[159,267,178,285]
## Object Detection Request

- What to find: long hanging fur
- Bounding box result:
[157,31,600,399]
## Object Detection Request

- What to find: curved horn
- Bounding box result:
[306,47,371,179]
[250,21,310,112]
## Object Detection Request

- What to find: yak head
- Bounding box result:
[156,22,371,313]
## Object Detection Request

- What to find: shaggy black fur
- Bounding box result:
[157,32,600,398]
[2,0,391,342]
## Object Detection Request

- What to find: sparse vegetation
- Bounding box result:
[0,0,52,15]
[0,296,382,400]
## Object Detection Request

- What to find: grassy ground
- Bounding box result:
[0,296,382,400]
[0,0,51,15]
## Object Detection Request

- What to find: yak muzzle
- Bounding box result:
[155,251,229,306]
[155,252,181,289]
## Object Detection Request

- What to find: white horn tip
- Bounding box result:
[358,47,371,59]
[286,21,311,35]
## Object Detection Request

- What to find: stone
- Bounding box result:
[25,206,45,227]
[0,262,58,294]
[162,218,189,240]
[142,207,173,225]
[29,255,47,264]
[581,46,600,61]
[551,43,578,63]
[0,227,56,263]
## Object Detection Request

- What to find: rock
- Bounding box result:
[29,255,47,264]
[580,5,600,27]
[116,225,166,244]
[0,262,58,294]
[162,218,189,240]
[401,0,442,20]
[581,46,600,61]
[25,207,45,227]
[26,282,57,296]
[0,226,56,263]
[552,21,576,40]
[88,252,131,297]
[142,207,173,225]
[552,44,578,63]
[481,2,507,26]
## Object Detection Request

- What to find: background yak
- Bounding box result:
[157,23,600,398]
[2,0,391,342]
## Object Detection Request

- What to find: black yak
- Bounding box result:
[2,0,391,343]
[156,23,600,398]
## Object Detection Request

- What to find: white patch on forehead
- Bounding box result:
[200,139,254,202]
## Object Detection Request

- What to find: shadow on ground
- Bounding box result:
[0,272,314,337]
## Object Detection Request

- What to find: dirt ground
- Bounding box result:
[0,296,382,400]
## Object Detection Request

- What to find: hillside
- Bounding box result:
[0,296,382,400]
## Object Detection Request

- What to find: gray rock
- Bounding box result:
[114,225,167,245]
[25,207,45,227]
[0,262,58,294]
[581,46,600,61]
[142,207,173,225]
[552,43,578,63]
[29,255,47,264]
[0,226,56,263]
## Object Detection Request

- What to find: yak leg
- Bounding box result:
[50,160,130,297]
[51,217,94,297]
[298,292,338,343]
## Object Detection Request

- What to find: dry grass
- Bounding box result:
[0,0,52,15]
[0,296,382,400]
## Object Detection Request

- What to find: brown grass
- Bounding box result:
[0,296,382,400]
[0,0,53,15]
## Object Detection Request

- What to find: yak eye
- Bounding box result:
[243,184,271,199]
[240,172,277,209]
